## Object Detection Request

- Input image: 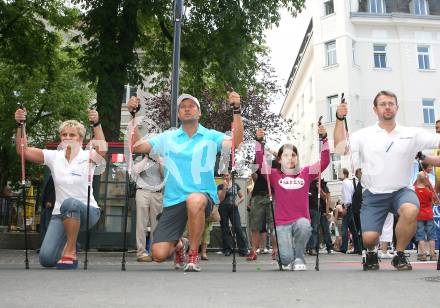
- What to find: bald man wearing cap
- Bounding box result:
[127,92,243,272]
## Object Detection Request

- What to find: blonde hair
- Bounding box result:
[415,172,429,187]
[58,120,86,139]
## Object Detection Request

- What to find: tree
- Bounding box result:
[139,61,294,177]
[71,0,305,141]
[0,1,93,189]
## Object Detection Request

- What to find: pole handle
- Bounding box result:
[340,93,349,131]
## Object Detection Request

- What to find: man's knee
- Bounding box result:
[398,204,418,221]
[362,231,380,247]
[186,193,207,211]
[151,243,173,262]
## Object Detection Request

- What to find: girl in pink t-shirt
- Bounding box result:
[255,127,330,270]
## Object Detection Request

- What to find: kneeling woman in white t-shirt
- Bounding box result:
[15,108,107,269]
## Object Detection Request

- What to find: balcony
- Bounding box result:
[350,0,440,18]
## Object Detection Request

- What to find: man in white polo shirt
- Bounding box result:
[334,90,440,271]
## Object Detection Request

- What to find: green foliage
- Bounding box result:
[71,0,305,140]
[0,1,94,189]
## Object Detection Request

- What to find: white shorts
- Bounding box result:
[379,213,394,242]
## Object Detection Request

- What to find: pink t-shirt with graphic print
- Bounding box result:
[255,141,330,226]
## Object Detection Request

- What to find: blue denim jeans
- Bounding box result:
[39,198,100,267]
[277,218,311,265]
[341,206,361,252]
[219,203,249,255]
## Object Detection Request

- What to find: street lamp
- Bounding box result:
[170,0,184,128]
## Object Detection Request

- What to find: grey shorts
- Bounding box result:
[152,193,213,244]
[361,187,419,233]
[249,195,273,232]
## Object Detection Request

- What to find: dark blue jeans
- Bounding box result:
[307,209,333,251]
[219,203,248,255]
[340,206,361,252]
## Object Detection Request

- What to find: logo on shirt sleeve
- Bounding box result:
[278,177,305,189]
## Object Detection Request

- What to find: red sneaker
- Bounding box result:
[246,250,257,261]
[184,250,201,272]
[174,238,188,270]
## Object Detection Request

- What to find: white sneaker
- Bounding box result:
[262,248,270,254]
[293,263,307,271]
[293,259,307,271]
[281,263,293,270]
[256,248,261,254]
[379,250,394,259]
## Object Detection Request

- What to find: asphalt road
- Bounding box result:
[0,250,439,308]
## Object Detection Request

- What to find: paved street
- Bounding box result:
[1,249,440,308]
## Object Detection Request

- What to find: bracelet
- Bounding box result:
[93,122,101,128]
[16,122,23,127]
[335,113,345,121]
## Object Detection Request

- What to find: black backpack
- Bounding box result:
[351,178,363,214]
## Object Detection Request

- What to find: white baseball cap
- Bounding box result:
[177,94,200,109]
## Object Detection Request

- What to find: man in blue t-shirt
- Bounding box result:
[128,92,243,272]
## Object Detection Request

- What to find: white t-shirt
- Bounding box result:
[350,123,440,194]
[43,148,99,215]
[341,177,355,204]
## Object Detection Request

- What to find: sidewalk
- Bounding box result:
[0,249,439,308]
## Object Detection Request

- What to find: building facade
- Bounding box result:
[281,0,440,197]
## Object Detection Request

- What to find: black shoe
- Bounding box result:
[308,249,317,256]
[224,251,231,257]
[348,250,362,255]
[362,251,379,271]
[391,251,412,271]
[238,250,250,257]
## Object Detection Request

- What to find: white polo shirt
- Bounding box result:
[341,177,355,205]
[350,123,440,194]
[43,148,99,215]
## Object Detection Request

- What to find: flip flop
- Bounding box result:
[56,255,78,270]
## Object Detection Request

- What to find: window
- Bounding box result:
[373,44,387,68]
[328,95,339,122]
[325,41,337,66]
[369,0,385,14]
[418,46,430,69]
[329,153,341,181]
[122,84,137,104]
[352,41,357,65]
[423,99,435,124]
[324,0,334,15]
[413,0,429,15]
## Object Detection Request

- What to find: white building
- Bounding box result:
[281,0,440,197]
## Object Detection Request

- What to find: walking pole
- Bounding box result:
[17,101,29,270]
[315,116,325,271]
[414,155,440,270]
[84,119,95,270]
[230,115,237,272]
[258,137,282,271]
[339,93,365,268]
[121,104,139,271]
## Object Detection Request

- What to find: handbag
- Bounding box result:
[206,205,220,223]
